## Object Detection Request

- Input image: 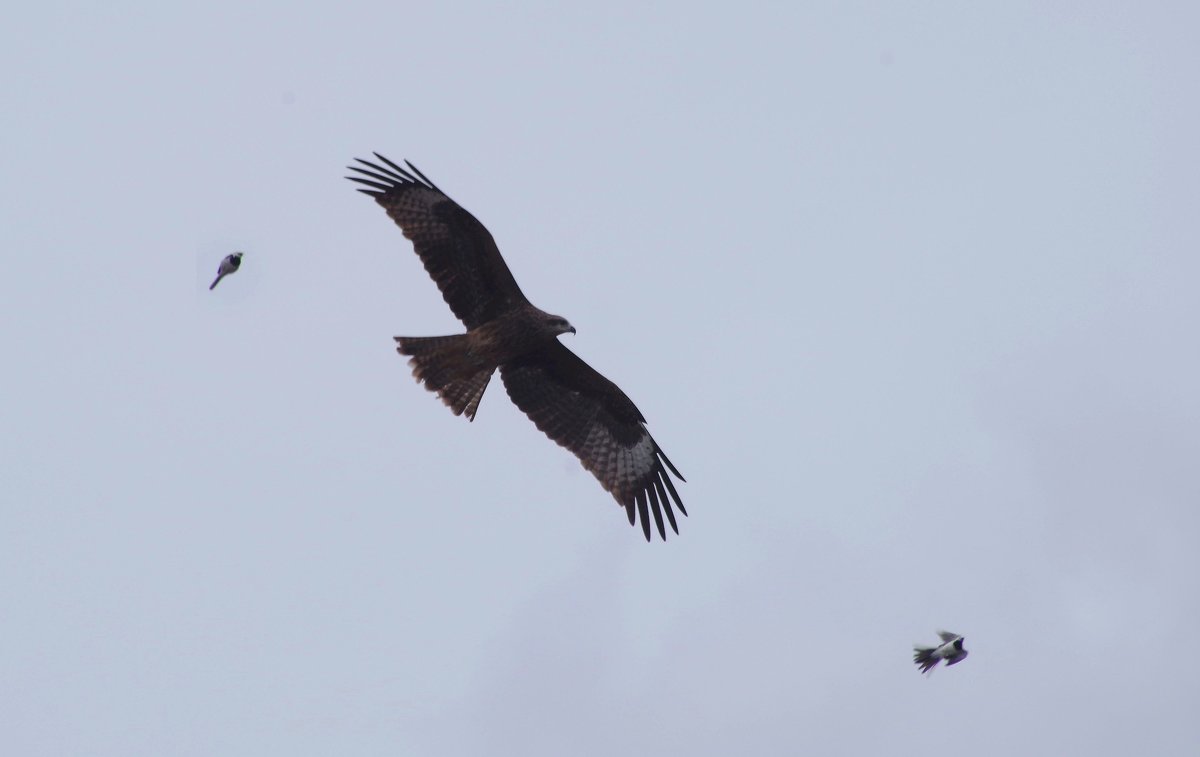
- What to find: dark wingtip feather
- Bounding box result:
[348,154,445,200]
[646,483,667,541]
[348,166,404,187]
[369,153,439,191]
[403,159,441,191]
[653,476,679,534]
[346,174,392,195]
[659,467,687,517]
[634,490,651,542]
[657,446,686,482]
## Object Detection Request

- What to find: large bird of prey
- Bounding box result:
[347,154,686,540]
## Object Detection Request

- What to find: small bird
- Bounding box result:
[209,252,244,290]
[913,630,968,675]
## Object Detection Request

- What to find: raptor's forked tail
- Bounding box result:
[394,335,493,421]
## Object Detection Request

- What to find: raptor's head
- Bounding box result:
[544,314,576,337]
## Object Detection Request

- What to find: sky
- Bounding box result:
[3,2,1199,755]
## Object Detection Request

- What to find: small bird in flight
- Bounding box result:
[209,252,244,290]
[913,630,968,674]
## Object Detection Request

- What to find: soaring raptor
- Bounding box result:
[347,154,686,540]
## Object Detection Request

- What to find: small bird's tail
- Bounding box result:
[913,646,939,675]
[395,335,493,421]
[209,274,224,290]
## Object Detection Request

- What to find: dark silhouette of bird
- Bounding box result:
[347,154,685,540]
[913,630,968,674]
[209,252,243,290]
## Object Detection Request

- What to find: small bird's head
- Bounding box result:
[232,252,244,259]
[953,638,964,651]
[544,314,576,337]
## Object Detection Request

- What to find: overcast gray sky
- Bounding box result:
[3,2,1199,755]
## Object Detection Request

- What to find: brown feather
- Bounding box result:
[347,155,528,329]
[499,342,686,541]
[350,156,686,540]
[395,335,493,421]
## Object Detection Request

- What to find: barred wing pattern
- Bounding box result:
[500,342,686,541]
[347,154,527,329]
[349,154,687,540]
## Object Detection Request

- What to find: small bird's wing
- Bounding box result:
[210,257,233,290]
[499,341,686,541]
[347,154,529,329]
[937,630,961,642]
[913,646,940,674]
